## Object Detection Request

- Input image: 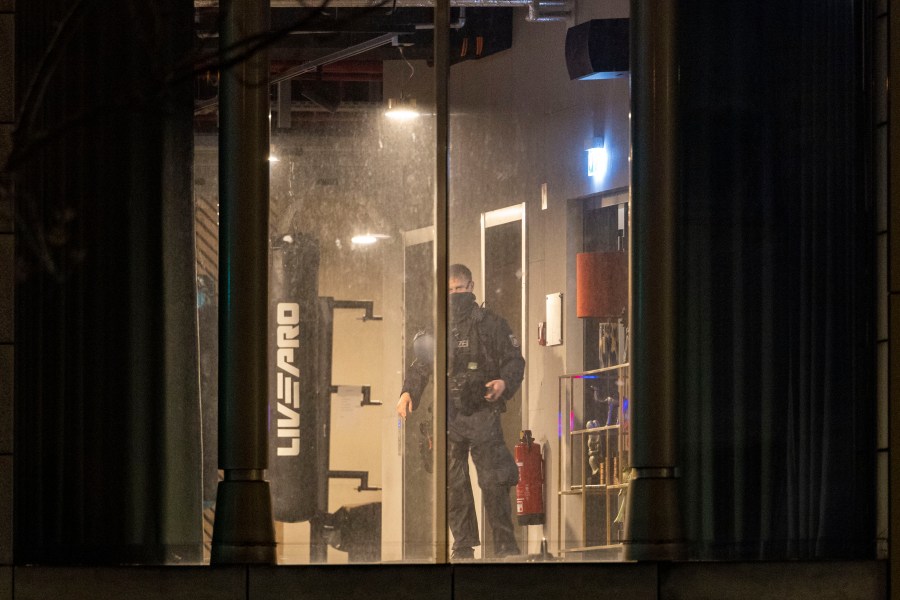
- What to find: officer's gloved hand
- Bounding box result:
[484,379,506,402]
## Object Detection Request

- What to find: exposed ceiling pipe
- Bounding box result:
[272,59,383,73]
[198,7,466,36]
[414,6,466,29]
[270,31,396,85]
[194,31,396,114]
[197,0,533,6]
[527,0,571,22]
[194,0,573,22]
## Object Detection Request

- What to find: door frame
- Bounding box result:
[480,203,528,420]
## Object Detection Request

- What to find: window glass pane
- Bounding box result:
[194,2,633,565]
[446,4,630,562]
[194,7,437,564]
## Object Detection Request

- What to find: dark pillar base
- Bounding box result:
[623,475,685,561]
[211,479,277,565]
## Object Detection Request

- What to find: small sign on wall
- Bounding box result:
[545,292,563,346]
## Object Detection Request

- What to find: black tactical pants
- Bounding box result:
[447,408,520,556]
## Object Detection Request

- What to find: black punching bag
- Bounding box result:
[268,233,320,522]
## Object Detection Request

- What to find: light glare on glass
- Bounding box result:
[351,233,389,245]
[385,98,420,121]
[352,234,378,245]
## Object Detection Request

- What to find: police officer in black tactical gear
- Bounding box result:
[397,264,525,560]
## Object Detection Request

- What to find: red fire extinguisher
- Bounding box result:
[515,429,545,525]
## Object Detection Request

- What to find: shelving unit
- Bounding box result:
[557,363,630,559]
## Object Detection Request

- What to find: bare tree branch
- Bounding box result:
[6,0,400,171]
[14,0,98,162]
[4,0,406,280]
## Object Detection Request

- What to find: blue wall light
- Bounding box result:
[586,136,608,179]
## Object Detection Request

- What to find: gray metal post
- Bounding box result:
[433,0,450,564]
[624,0,685,561]
[211,0,276,565]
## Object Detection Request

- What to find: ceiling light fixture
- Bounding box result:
[384,97,420,121]
[351,233,390,246]
[385,46,420,121]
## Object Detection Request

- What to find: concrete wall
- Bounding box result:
[883,0,899,586]
[0,1,13,598]
[6,561,887,600]
[875,0,889,564]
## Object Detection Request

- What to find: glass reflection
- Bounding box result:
[195,58,437,562]
[266,97,436,563]
[194,1,632,565]
[445,5,630,563]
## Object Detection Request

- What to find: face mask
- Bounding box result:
[449,292,476,318]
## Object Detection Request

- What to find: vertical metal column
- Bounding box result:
[433,0,450,565]
[211,0,276,565]
[624,0,684,560]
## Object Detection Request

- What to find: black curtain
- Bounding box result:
[677,0,875,558]
[13,0,201,563]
